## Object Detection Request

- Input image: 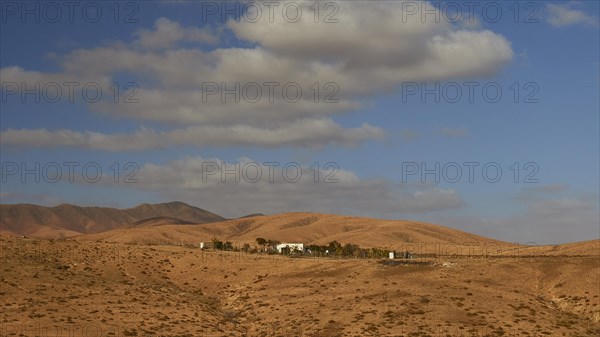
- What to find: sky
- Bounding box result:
[0,0,598,244]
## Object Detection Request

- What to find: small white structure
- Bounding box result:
[388,252,395,259]
[276,243,304,253]
[199,242,205,249]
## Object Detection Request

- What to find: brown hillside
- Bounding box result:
[131,216,196,227]
[2,237,598,336]
[79,212,511,249]
[0,202,225,238]
[533,240,600,256]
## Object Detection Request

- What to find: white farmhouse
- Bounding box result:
[276,243,304,253]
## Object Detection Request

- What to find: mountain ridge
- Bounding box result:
[0,202,225,238]
[77,211,513,250]
[3,202,597,256]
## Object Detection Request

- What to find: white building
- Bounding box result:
[276,243,304,253]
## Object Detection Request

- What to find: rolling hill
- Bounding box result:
[78,212,512,249]
[3,202,597,256]
[0,201,225,238]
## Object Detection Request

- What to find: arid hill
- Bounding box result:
[1,204,598,336]
[3,203,597,257]
[532,239,600,256]
[0,202,225,238]
[131,216,196,227]
[77,212,599,256]
[79,212,512,249]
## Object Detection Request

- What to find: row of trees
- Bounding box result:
[209,237,267,253]
[306,241,390,258]
[211,237,234,251]
[255,238,280,251]
[208,237,401,259]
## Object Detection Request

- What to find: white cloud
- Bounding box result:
[546,3,599,28]
[0,120,385,150]
[228,2,512,85]
[0,1,513,151]
[125,156,465,217]
[135,17,218,49]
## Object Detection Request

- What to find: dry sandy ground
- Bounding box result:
[1,237,598,337]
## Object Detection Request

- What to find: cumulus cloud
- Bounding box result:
[0,120,384,151]
[228,2,512,72]
[125,156,465,217]
[7,155,461,217]
[0,1,513,151]
[546,3,599,28]
[135,17,218,49]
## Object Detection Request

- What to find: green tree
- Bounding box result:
[342,243,359,257]
[212,237,224,250]
[267,239,280,248]
[328,241,342,255]
[256,237,267,248]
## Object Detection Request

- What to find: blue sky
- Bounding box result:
[1,0,598,244]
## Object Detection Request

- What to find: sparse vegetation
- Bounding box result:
[1,229,597,337]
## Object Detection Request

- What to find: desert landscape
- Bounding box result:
[2,1,599,336]
[1,202,598,337]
